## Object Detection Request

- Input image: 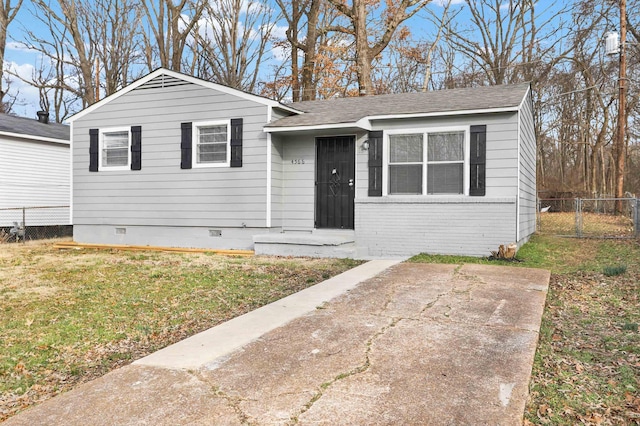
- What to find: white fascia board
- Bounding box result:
[264,120,372,133]
[68,68,302,123]
[517,83,532,111]
[264,106,521,134]
[0,131,69,145]
[366,106,521,122]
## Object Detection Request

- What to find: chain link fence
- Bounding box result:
[0,206,72,243]
[537,198,639,239]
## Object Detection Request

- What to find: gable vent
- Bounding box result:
[134,74,192,91]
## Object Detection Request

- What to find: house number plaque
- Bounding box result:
[291,159,306,164]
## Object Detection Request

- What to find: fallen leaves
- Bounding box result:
[0,242,361,421]
[525,270,640,425]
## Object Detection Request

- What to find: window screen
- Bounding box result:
[102,131,129,167]
[388,134,423,194]
[427,132,464,194]
[197,124,228,164]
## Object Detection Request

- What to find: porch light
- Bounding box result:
[361,140,370,150]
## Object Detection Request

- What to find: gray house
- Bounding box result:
[68,68,536,258]
[0,112,70,228]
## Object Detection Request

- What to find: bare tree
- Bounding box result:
[84,0,143,97]
[141,0,206,72]
[191,0,277,92]
[275,0,344,101]
[447,0,529,86]
[326,0,432,96]
[13,0,143,119]
[0,0,23,112]
[373,1,457,94]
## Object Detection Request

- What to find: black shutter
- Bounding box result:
[230,118,243,168]
[131,126,142,170]
[181,122,192,169]
[469,125,486,196]
[368,130,383,196]
[89,129,99,172]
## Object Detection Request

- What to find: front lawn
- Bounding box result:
[0,242,360,421]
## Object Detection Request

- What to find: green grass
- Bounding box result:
[411,234,640,424]
[0,243,361,420]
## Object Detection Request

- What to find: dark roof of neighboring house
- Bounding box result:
[266,82,531,129]
[0,113,70,142]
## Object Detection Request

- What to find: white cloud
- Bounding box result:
[432,0,465,6]
[5,61,35,80]
[271,44,288,62]
[3,61,41,119]
[271,24,288,41]
[5,41,37,53]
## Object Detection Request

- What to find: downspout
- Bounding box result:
[266,107,272,228]
[69,121,74,228]
[516,105,522,243]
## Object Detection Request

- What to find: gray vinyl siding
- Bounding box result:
[355,197,516,257]
[518,90,537,240]
[72,82,270,236]
[277,130,367,231]
[280,134,315,230]
[371,112,519,197]
[0,136,70,226]
[267,106,290,228]
[270,138,283,228]
[354,112,521,257]
[271,107,293,122]
[354,132,369,199]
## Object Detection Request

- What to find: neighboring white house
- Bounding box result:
[67,68,536,258]
[0,112,70,228]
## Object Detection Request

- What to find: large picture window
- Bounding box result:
[387,129,467,195]
[100,128,131,170]
[193,120,230,167]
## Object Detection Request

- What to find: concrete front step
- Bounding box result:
[253,231,357,258]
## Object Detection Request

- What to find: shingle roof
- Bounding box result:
[267,83,530,129]
[0,113,70,142]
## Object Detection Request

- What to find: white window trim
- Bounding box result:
[192,119,231,168]
[383,126,470,196]
[99,127,131,171]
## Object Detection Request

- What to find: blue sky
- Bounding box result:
[3,0,575,121]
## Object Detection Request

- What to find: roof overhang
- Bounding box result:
[0,130,69,145]
[67,68,302,123]
[264,118,372,133]
[264,105,521,134]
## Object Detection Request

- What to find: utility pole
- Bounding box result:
[615,0,627,213]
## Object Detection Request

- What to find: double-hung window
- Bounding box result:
[388,134,424,194]
[193,120,230,167]
[100,128,131,170]
[387,128,468,195]
[427,132,464,194]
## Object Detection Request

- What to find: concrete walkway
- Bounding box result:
[4,261,550,425]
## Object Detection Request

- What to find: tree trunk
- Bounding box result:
[615,0,627,212]
[354,0,371,95]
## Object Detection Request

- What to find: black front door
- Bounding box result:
[315,136,355,229]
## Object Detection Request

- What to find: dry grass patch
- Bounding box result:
[0,241,361,421]
[539,211,635,238]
